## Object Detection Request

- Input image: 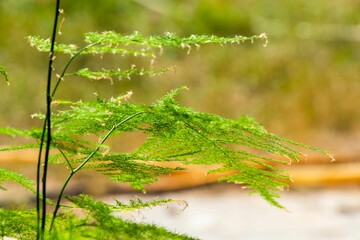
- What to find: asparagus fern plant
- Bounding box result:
[0,1,331,239]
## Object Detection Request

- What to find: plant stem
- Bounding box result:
[49,112,145,231]
[36,123,45,240]
[37,0,61,238]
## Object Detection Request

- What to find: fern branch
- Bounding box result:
[64,194,197,239]
[27,32,267,57]
[113,197,187,213]
[1,88,330,209]
[0,168,35,193]
[68,66,169,81]
[84,31,265,48]
[34,87,329,207]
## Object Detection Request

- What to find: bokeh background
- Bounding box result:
[1,1,360,239]
[1,0,360,146]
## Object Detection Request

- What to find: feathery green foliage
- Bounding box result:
[0,208,36,239]
[71,67,170,81]
[0,2,330,238]
[27,32,268,85]
[0,168,34,192]
[63,194,195,240]
[113,197,187,213]
[28,31,267,56]
[0,195,195,240]
[51,87,329,207]
[0,87,329,208]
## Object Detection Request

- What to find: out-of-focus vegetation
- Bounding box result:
[1,0,360,150]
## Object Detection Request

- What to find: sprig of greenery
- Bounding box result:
[69,66,170,81]
[28,31,267,57]
[0,87,328,208]
[27,36,78,55]
[84,31,267,48]
[113,197,187,213]
[0,195,195,240]
[0,208,36,239]
[2,9,328,238]
[0,168,35,192]
[63,194,196,240]
[27,32,267,86]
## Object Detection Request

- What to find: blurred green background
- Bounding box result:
[1,0,360,154]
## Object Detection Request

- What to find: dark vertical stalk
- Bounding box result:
[36,124,45,240]
[37,0,61,238]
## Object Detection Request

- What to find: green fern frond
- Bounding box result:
[27,32,267,57]
[21,87,327,207]
[0,197,193,240]
[0,144,39,152]
[64,194,197,240]
[84,31,266,49]
[0,89,329,207]
[113,197,187,213]
[69,66,170,81]
[27,36,78,54]
[86,153,181,191]
[0,127,43,140]
[0,208,36,239]
[0,168,35,193]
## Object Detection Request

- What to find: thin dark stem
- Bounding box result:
[38,0,61,238]
[58,148,74,171]
[49,111,145,231]
[49,171,74,231]
[36,122,45,240]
